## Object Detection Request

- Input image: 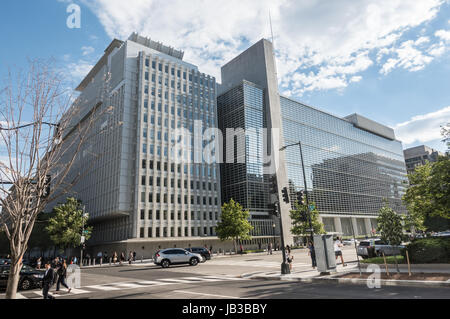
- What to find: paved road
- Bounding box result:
[3,247,449,300]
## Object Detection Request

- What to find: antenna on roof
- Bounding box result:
[269,9,275,45]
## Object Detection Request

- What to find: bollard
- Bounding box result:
[100,258,103,267]
[141,256,144,263]
[93,258,96,266]
[109,257,112,266]
[88,259,91,267]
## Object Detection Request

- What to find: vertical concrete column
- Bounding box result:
[364,218,372,236]
[334,217,343,234]
[351,217,359,237]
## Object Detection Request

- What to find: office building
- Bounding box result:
[218,39,408,243]
[50,33,222,257]
[404,145,444,175]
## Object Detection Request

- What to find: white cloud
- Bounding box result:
[394,106,450,145]
[380,38,434,74]
[81,46,95,56]
[66,60,94,82]
[435,29,450,41]
[81,0,447,95]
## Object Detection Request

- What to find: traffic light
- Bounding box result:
[268,202,279,217]
[42,175,51,199]
[296,191,304,205]
[282,187,290,204]
[269,175,278,194]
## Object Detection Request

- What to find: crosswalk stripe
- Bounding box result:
[158,278,194,284]
[114,283,147,289]
[134,280,169,286]
[202,275,245,281]
[85,285,122,291]
[180,277,223,282]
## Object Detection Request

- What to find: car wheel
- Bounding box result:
[190,258,199,266]
[20,279,32,290]
[161,260,170,268]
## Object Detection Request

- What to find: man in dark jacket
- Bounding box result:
[42,262,56,299]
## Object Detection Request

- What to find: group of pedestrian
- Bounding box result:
[42,257,72,300]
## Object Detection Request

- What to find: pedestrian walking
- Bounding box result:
[308,241,317,269]
[113,252,118,264]
[56,260,71,293]
[334,237,347,267]
[36,257,42,270]
[120,252,125,265]
[286,249,294,271]
[42,262,56,299]
[129,252,133,265]
[133,251,137,262]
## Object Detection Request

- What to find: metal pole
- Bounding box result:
[80,205,85,268]
[349,216,362,276]
[277,201,290,275]
[298,142,314,244]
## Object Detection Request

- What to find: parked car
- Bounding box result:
[0,259,11,265]
[357,239,405,259]
[154,249,203,268]
[342,238,359,246]
[0,264,45,290]
[185,247,211,261]
[433,231,450,238]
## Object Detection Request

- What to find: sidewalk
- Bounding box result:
[241,262,450,288]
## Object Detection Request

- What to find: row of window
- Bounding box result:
[144,58,214,88]
[140,192,218,206]
[141,175,217,191]
[140,209,219,221]
[139,226,216,238]
[141,160,218,179]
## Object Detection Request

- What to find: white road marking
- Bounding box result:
[85,284,122,291]
[173,290,241,299]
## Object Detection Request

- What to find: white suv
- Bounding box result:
[154,249,203,268]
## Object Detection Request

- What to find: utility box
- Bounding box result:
[314,235,337,274]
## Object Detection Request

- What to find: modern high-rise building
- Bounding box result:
[281,100,408,236]
[49,33,223,257]
[218,39,408,243]
[404,145,444,175]
[50,34,409,255]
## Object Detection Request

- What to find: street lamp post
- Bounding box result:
[280,141,314,244]
[80,205,87,268]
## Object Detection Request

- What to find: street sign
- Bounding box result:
[83,230,89,234]
[80,236,85,244]
[309,204,315,211]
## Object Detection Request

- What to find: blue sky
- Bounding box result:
[0,0,449,152]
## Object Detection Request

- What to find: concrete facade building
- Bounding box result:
[50,34,409,256]
[50,34,224,257]
[404,145,444,175]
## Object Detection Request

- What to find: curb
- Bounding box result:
[241,273,450,288]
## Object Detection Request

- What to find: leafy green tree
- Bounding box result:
[46,198,92,249]
[404,156,450,232]
[216,199,253,253]
[441,123,450,153]
[377,203,403,246]
[290,201,325,236]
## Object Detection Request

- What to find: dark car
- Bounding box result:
[185,247,211,261]
[0,264,45,290]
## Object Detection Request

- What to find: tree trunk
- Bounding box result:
[5,258,23,299]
